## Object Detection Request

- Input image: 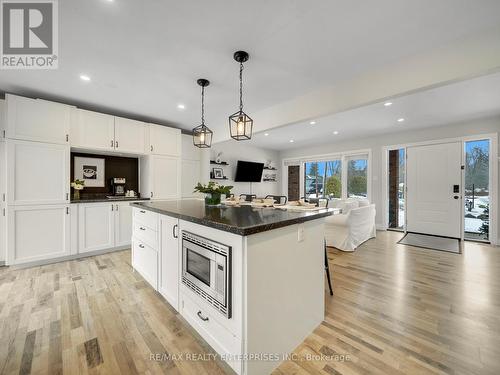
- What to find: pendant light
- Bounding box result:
[192,78,213,148]
[229,51,253,141]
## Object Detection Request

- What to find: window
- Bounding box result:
[347,157,368,198]
[464,139,490,241]
[304,160,342,199]
[388,149,405,230]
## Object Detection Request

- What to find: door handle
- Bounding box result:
[172,224,178,238]
[197,311,209,322]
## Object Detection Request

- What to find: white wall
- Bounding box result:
[279,116,500,243]
[210,141,280,198]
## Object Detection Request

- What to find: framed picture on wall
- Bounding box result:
[74,156,105,187]
[212,168,224,179]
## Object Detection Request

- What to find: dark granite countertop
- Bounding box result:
[131,199,333,236]
[71,194,150,204]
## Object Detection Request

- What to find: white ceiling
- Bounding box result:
[248,72,500,150]
[1,0,500,139]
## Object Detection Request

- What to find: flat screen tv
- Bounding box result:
[234,160,264,182]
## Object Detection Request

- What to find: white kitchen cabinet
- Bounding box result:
[159,215,180,309]
[181,159,201,198]
[152,156,181,199]
[114,117,147,154]
[114,201,135,247]
[132,237,158,289]
[5,94,71,145]
[71,109,115,151]
[148,124,181,156]
[78,203,115,253]
[0,204,5,264]
[7,140,70,205]
[0,140,4,264]
[181,134,201,161]
[140,155,181,200]
[7,204,70,265]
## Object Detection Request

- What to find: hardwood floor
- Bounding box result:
[0,231,499,375]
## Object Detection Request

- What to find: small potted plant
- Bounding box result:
[194,181,233,206]
[70,179,85,200]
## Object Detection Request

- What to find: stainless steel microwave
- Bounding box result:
[181,231,231,318]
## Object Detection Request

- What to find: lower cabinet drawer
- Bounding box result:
[132,237,158,290]
[133,221,158,249]
[181,293,242,374]
[133,208,158,231]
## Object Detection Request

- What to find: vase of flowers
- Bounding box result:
[70,179,85,200]
[194,182,233,206]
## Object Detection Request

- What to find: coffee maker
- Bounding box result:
[110,177,126,196]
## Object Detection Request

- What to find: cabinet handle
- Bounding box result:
[197,311,209,322]
[66,207,69,215]
[3,208,6,216]
[3,193,6,202]
[150,145,153,152]
[112,205,114,211]
[66,193,69,201]
[115,141,118,148]
[116,204,119,210]
[111,140,114,148]
[172,224,178,238]
[139,227,146,231]
[139,244,145,249]
[150,192,153,198]
[66,134,69,142]
[140,210,146,213]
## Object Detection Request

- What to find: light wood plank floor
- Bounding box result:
[1,231,499,375]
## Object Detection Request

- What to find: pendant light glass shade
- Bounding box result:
[193,79,213,148]
[229,51,253,141]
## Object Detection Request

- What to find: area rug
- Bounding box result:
[398,232,460,254]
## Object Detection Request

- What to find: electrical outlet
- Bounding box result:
[297,224,304,242]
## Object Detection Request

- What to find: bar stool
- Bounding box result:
[265,195,288,205]
[325,240,333,295]
[240,194,256,202]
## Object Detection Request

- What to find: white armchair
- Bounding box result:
[325,199,376,251]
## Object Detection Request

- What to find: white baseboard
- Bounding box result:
[7,245,130,270]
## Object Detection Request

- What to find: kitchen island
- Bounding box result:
[131,199,333,375]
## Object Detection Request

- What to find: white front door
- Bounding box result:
[407,142,462,238]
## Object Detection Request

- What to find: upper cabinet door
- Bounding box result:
[149,124,181,157]
[114,117,146,154]
[6,94,71,145]
[181,134,201,161]
[7,140,69,205]
[71,109,115,151]
[152,156,181,199]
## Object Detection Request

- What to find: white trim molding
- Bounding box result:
[381,132,498,246]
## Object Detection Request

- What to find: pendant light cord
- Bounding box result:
[201,85,205,125]
[239,62,244,112]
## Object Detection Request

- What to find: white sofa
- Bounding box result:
[325,198,376,251]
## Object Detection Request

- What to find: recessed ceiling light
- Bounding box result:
[177,104,185,110]
[384,102,393,107]
[309,121,316,125]
[79,74,91,82]
[289,139,294,143]
[397,118,405,123]
[264,133,269,136]
[333,131,339,135]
